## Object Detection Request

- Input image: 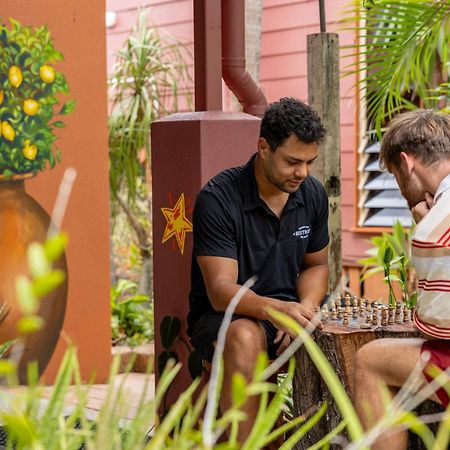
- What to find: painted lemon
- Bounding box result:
[2,122,15,141]
[0,90,4,105]
[23,99,39,116]
[9,66,23,88]
[39,65,55,83]
[22,140,38,160]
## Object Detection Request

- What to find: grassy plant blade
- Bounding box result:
[263,411,308,445]
[145,378,200,449]
[242,358,294,450]
[434,405,450,450]
[278,401,328,450]
[307,420,347,450]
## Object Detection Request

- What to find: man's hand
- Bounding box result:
[411,192,433,223]
[274,330,291,355]
[269,300,323,339]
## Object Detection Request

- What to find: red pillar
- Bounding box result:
[151,111,260,403]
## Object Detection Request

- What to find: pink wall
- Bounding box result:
[105,0,372,263]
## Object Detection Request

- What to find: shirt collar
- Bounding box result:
[242,153,305,212]
[433,173,450,205]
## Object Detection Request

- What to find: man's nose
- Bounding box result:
[294,164,308,179]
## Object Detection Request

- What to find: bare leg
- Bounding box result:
[221,318,267,443]
[353,338,430,450]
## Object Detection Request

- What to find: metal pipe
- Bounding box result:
[221,0,268,117]
[319,0,326,33]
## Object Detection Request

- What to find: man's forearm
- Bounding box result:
[296,264,329,309]
[207,279,321,333]
[207,280,277,321]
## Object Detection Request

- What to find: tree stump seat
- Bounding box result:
[293,322,445,449]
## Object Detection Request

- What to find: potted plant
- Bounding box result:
[0,18,75,175]
[0,18,75,382]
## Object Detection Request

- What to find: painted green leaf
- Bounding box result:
[160,315,181,350]
[157,350,178,377]
[187,348,204,379]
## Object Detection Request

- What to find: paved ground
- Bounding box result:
[39,372,156,422]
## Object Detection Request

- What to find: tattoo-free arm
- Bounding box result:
[197,255,320,337]
[296,245,329,311]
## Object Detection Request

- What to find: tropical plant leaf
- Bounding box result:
[341,0,450,134]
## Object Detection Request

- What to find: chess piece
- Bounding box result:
[331,307,338,320]
[395,301,402,324]
[381,307,388,326]
[343,312,349,326]
[403,307,411,322]
[388,306,395,325]
[372,309,379,325]
[337,306,343,320]
[330,299,336,311]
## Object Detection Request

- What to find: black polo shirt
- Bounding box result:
[187,154,329,332]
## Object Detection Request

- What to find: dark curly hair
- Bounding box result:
[260,97,326,150]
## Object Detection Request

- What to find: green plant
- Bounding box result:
[342,0,450,135]
[108,9,191,299]
[358,220,417,307]
[1,242,449,449]
[0,19,75,176]
[111,279,153,347]
[108,9,191,203]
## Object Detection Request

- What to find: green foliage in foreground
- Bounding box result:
[1,234,449,449]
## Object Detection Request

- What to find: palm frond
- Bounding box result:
[342,0,450,134]
[108,8,193,205]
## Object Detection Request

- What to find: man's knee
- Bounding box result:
[224,319,266,359]
[354,340,383,382]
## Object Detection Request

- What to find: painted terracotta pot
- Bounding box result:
[0,174,68,383]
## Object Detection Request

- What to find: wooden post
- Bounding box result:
[307,33,342,294]
[293,324,443,449]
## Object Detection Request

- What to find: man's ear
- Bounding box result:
[399,151,415,174]
[257,137,270,159]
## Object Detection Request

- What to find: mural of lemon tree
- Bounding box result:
[0,19,75,176]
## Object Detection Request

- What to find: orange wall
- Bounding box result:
[4,0,112,382]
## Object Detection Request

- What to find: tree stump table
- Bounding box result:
[293,321,444,449]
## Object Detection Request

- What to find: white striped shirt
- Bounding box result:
[412,185,450,339]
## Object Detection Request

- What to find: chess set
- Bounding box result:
[316,293,415,331]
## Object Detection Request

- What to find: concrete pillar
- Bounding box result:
[152,111,260,403]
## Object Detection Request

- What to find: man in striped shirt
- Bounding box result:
[353,109,450,449]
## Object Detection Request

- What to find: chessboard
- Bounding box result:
[317,293,415,333]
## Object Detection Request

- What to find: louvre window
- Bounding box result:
[358,138,412,227]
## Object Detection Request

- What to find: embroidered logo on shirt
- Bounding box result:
[293,225,311,239]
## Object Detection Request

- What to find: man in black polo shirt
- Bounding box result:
[188,97,329,440]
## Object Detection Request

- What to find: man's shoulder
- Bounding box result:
[301,176,327,200]
[201,164,246,198]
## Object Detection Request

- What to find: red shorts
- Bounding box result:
[421,340,450,407]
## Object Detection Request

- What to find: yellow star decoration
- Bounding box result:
[161,193,193,255]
